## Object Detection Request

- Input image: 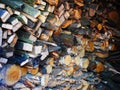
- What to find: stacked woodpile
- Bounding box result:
[0,0,120,89]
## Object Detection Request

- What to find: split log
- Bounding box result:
[6,6,13,15]
[15,41,33,52]
[0,8,10,22]
[0,3,5,9]
[41,74,49,87]
[0,64,21,86]
[0,28,2,46]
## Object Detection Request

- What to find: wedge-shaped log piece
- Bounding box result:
[0,3,5,9]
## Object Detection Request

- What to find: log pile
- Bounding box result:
[0,0,120,89]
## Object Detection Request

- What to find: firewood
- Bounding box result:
[41,74,49,86]
[74,0,84,7]
[0,64,21,86]
[7,34,16,44]
[33,45,42,55]
[22,12,38,23]
[59,9,64,17]
[28,67,39,75]
[25,79,35,88]
[15,41,33,52]
[65,2,70,10]
[0,57,8,64]
[64,11,70,19]
[65,66,74,76]
[79,58,89,69]
[40,45,49,60]
[62,20,73,28]
[45,65,53,74]
[45,0,58,6]
[0,64,2,68]
[16,14,28,25]
[47,5,55,13]
[13,10,21,15]
[21,67,28,76]
[8,53,29,66]
[0,28,2,46]
[95,52,109,58]
[34,27,42,38]
[2,23,13,30]
[0,3,5,9]
[6,6,13,15]
[108,11,119,24]
[0,0,24,11]
[40,33,49,41]
[35,4,45,11]
[97,24,102,31]
[12,21,23,32]
[74,9,82,19]
[33,20,42,33]
[59,55,72,65]
[13,82,26,89]
[7,29,12,35]
[17,30,37,44]
[7,17,19,25]
[22,2,40,18]
[0,8,10,22]
[95,62,105,73]
[38,14,47,23]
[58,4,64,12]
[37,0,46,6]
[2,30,7,39]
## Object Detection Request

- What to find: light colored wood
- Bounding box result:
[6,6,13,15]
[22,12,38,23]
[45,0,58,6]
[59,55,72,65]
[45,65,52,74]
[0,64,21,86]
[7,34,16,43]
[41,74,49,86]
[0,28,2,46]
[2,23,13,30]
[0,57,8,64]
[79,58,89,69]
